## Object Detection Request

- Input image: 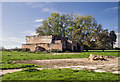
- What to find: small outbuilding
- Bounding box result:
[22,35,84,52]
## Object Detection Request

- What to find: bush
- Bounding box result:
[22,67,40,72]
[50,49,61,52]
[35,52,42,54]
[0,48,12,52]
[11,48,22,51]
[64,51,71,53]
[7,60,12,64]
[42,50,50,54]
[115,47,120,50]
[35,50,49,54]
[28,51,35,53]
[21,48,30,52]
[35,46,46,52]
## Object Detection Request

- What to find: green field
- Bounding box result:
[1,50,120,80]
[2,68,119,80]
[84,50,120,52]
[1,51,119,69]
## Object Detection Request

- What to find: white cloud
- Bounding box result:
[103,6,118,13]
[26,2,53,8]
[22,30,37,36]
[42,8,55,12]
[1,30,38,49]
[1,41,22,49]
[9,37,25,43]
[1,30,37,49]
[42,8,66,14]
[26,2,44,8]
[0,37,25,49]
[26,2,65,14]
[0,37,25,44]
[34,19,44,22]
[26,2,33,5]
[34,24,42,27]
[7,21,34,26]
[114,26,118,29]
[31,4,45,8]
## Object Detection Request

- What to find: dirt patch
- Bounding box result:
[14,57,120,73]
[1,69,22,76]
[14,58,96,68]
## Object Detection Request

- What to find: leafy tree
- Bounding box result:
[36,13,69,37]
[96,29,111,51]
[109,30,117,49]
[36,12,117,50]
[69,15,99,47]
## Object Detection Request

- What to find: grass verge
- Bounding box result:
[2,68,120,80]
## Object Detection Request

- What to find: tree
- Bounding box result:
[69,15,100,48]
[109,30,117,49]
[1,47,4,51]
[96,29,111,51]
[36,12,117,50]
[36,12,70,37]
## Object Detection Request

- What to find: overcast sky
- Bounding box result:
[1,2,119,49]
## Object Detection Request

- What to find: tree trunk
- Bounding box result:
[102,49,104,52]
[111,42,113,49]
[86,49,88,52]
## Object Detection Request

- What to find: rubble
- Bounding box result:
[88,54,107,61]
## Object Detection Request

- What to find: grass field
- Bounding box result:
[1,50,119,69]
[2,68,119,80]
[1,50,120,80]
[84,50,120,52]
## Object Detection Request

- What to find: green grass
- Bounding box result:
[1,51,120,80]
[2,51,119,60]
[84,50,120,52]
[1,51,119,69]
[2,68,120,80]
[2,63,41,70]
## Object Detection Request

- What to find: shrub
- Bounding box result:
[22,67,40,72]
[7,60,12,64]
[35,50,49,54]
[35,52,41,54]
[64,51,71,53]
[11,48,22,51]
[28,51,35,53]
[115,47,120,50]
[21,48,30,52]
[35,46,46,52]
[1,48,12,52]
[50,49,61,52]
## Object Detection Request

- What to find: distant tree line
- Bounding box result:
[0,47,30,52]
[36,12,117,50]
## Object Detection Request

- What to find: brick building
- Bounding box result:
[22,35,84,52]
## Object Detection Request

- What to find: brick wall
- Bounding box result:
[26,35,53,44]
[22,43,62,51]
[22,35,84,52]
[22,44,37,51]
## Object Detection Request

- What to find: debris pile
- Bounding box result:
[88,54,106,61]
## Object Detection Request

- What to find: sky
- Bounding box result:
[1,2,119,49]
